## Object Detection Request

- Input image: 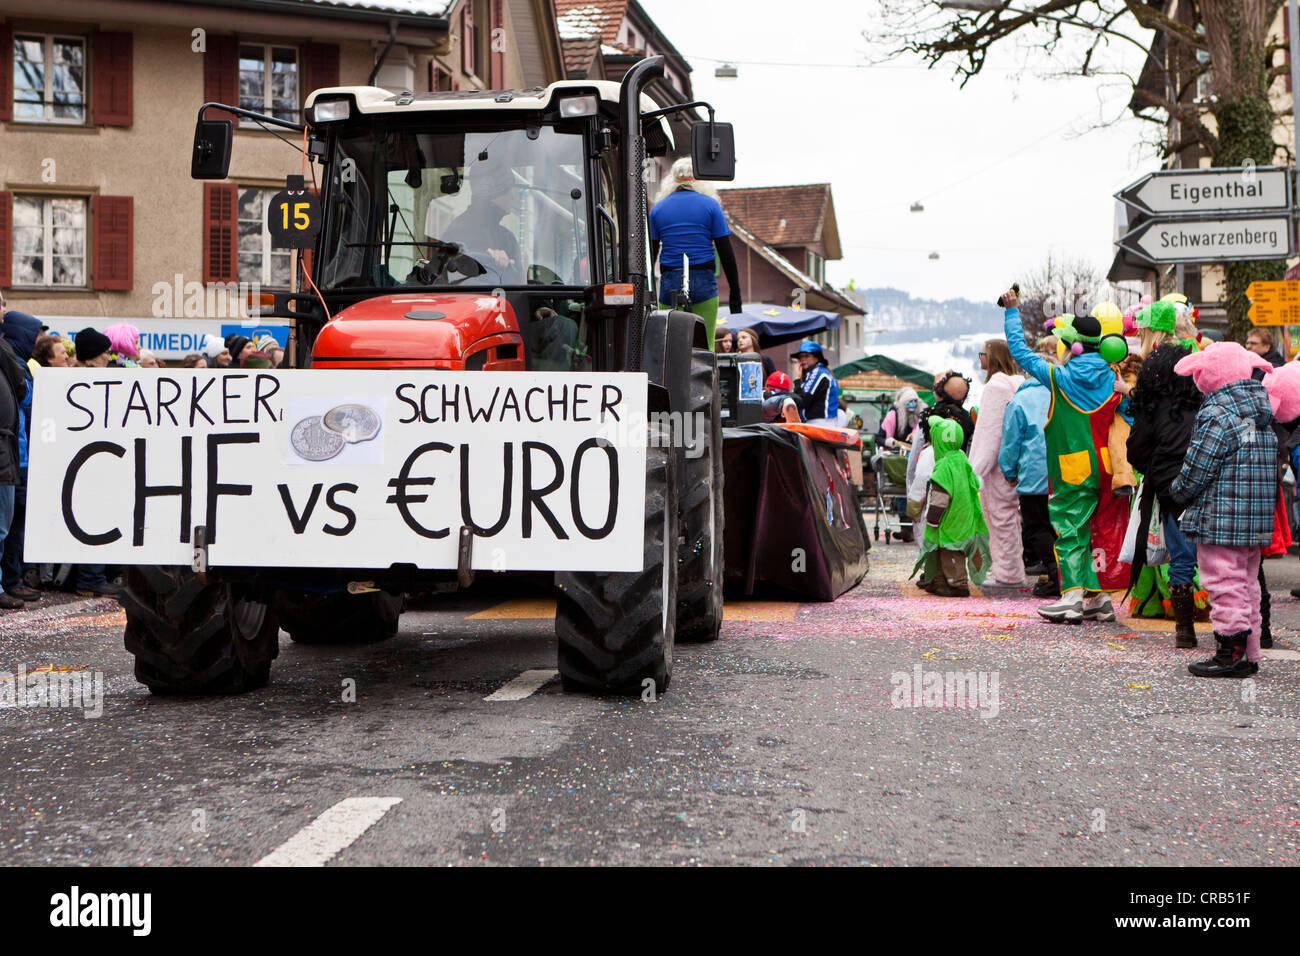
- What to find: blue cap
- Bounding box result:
[793,339,823,356]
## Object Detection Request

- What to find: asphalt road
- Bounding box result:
[2,542,1299,866]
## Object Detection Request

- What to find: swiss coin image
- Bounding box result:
[322,403,382,443]
[290,415,346,461]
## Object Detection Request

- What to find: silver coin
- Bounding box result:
[290,416,345,461]
[322,403,382,444]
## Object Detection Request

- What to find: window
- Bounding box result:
[239,44,298,122]
[806,250,824,285]
[13,34,86,123]
[237,188,292,287]
[11,195,87,287]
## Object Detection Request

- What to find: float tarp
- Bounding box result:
[722,423,869,600]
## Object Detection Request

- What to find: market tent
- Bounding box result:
[833,354,934,393]
[719,303,840,347]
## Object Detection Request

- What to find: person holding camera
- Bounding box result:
[1002,286,1126,624]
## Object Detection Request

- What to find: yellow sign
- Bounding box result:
[1247,280,1300,326]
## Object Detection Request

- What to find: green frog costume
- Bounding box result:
[912,417,991,585]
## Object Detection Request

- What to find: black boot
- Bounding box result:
[1168,582,1197,649]
[1188,631,1258,678]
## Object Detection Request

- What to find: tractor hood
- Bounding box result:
[311,293,524,369]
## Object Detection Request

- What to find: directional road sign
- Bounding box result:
[1116,166,1290,217]
[1247,280,1300,326]
[1117,215,1293,264]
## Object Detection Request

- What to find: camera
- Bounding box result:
[996,283,1021,308]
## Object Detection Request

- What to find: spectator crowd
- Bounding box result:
[0,289,285,610]
[881,285,1298,680]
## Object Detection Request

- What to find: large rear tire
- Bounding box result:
[121,566,279,695]
[674,346,724,643]
[555,421,678,695]
[275,588,404,644]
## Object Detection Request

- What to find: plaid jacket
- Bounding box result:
[1170,379,1277,546]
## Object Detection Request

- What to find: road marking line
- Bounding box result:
[253,797,401,867]
[485,668,558,701]
[468,598,557,619]
[723,601,800,622]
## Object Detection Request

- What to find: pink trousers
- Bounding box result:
[1196,543,1262,662]
[979,471,1025,586]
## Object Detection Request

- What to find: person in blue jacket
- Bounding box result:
[792,339,839,425]
[999,376,1056,597]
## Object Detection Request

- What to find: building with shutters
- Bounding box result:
[717,184,865,370]
[0,0,564,357]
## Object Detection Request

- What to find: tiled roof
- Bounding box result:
[720,184,835,254]
[276,0,457,15]
[556,0,628,75]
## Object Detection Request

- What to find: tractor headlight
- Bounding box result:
[310,99,351,123]
[558,94,598,118]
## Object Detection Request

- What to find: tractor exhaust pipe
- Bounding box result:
[618,55,665,373]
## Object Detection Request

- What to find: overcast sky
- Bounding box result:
[644,0,1163,304]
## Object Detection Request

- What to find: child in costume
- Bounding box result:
[1003,289,1128,623]
[1169,342,1276,678]
[912,417,990,597]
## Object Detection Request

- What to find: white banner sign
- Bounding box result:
[26,370,648,572]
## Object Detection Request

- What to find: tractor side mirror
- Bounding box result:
[191,118,234,180]
[690,120,735,181]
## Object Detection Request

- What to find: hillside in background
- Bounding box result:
[851,288,1011,405]
[857,287,1005,343]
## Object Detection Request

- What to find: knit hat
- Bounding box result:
[765,371,792,392]
[200,334,227,359]
[226,335,251,360]
[74,327,111,363]
[241,351,273,369]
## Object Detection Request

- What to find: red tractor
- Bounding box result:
[120,58,733,697]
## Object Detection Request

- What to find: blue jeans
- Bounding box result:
[1162,509,1197,586]
[658,266,718,306]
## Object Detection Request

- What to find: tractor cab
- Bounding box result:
[192,67,735,376]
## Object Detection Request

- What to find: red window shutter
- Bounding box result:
[203,183,237,285]
[0,22,12,123]
[0,192,11,287]
[302,42,339,96]
[92,195,133,290]
[92,31,133,126]
[490,0,504,88]
[462,3,475,77]
[204,34,240,126]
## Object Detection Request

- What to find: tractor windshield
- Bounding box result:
[317,125,590,291]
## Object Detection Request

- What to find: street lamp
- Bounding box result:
[929,251,941,260]
[714,63,738,79]
[910,201,925,212]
